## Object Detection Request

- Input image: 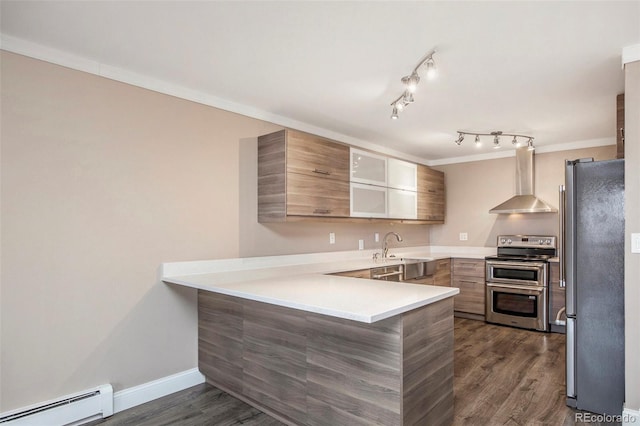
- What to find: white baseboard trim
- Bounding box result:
[623,407,640,426]
[112,368,205,415]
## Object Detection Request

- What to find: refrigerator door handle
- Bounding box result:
[558,185,565,288]
[564,161,576,317]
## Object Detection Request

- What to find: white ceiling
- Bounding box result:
[1,1,639,163]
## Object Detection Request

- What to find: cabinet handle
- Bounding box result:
[313,168,331,175]
[459,279,480,284]
[313,208,331,214]
[428,189,436,193]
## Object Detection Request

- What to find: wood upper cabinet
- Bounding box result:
[258,129,350,221]
[258,128,446,223]
[451,258,485,317]
[417,165,445,223]
[287,131,350,180]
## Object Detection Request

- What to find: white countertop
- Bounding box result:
[162,246,495,323]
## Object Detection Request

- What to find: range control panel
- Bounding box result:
[497,235,556,249]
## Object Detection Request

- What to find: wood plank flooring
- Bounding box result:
[88,318,617,426]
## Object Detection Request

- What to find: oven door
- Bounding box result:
[486,283,548,331]
[486,261,547,287]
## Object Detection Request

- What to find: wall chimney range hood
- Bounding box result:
[489,146,557,214]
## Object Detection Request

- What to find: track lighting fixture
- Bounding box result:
[454,130,535,150]
[390,50,437,119]
[493,134,501,149]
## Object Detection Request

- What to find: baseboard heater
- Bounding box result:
[0,384,113,426]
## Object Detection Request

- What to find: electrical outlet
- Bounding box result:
[358,239,364,250]
[459,232,468,241]
[374,233,379,242]
[632,233,640,254]
[329,232,336,244]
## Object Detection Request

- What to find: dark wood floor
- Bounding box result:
[89,318,616,426]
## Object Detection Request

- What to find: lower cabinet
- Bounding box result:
[451,258,485,319]
[433,258,451,286]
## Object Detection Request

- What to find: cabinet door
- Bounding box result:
[388,158,417,191]
[452,277,485,315]
[287,173,350,217]
[287,130,349,180]
[350,183,387,218]
[433,259,451,286]
[417,165,445,221]
[388,188,417,219]
[350,148,387,186]
[453,258,485,277]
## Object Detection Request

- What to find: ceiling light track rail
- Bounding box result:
[390,49,437,120]
[455,130,535,150]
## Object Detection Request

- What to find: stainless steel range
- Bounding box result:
[485,235,557,331]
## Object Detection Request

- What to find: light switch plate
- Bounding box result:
[358,239,364,250]
[459,232,468,241]
[329,233,336,244]
[632,233,640,254]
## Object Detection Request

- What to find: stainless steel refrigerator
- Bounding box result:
[560,158,625,415]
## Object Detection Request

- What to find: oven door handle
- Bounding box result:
[486,261,547,270]
[486,283,545,292]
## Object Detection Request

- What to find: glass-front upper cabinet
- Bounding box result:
[388,188,417,219]
[350,148,387,186]
[387,158,417,191]
[350,183,387,218]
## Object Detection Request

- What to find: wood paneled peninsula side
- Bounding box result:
[162,252,460,426]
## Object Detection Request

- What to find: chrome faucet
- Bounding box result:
[382,232,403,259]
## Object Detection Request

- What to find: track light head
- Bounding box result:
[425,57,437,80]
[455,133,464,145]
[512,136,519,146]
[403,91,414,104]
[391,107,399,120]
[493,135,501,149]
[475,134,481,147]
[401,72,420,93]
[527,138,535,150]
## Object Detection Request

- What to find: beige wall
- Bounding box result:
[429,146,616,247]
[0,52,283,411]
[624,60,640,413]
[0,51,428,412]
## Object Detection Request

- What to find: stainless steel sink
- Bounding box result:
[402,259,436,280]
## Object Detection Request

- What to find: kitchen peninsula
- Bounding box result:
[162,250,468,425]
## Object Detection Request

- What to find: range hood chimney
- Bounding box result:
[489,146,557,214]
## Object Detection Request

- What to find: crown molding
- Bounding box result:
[0,34,620,168]
[0,34,429,166]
